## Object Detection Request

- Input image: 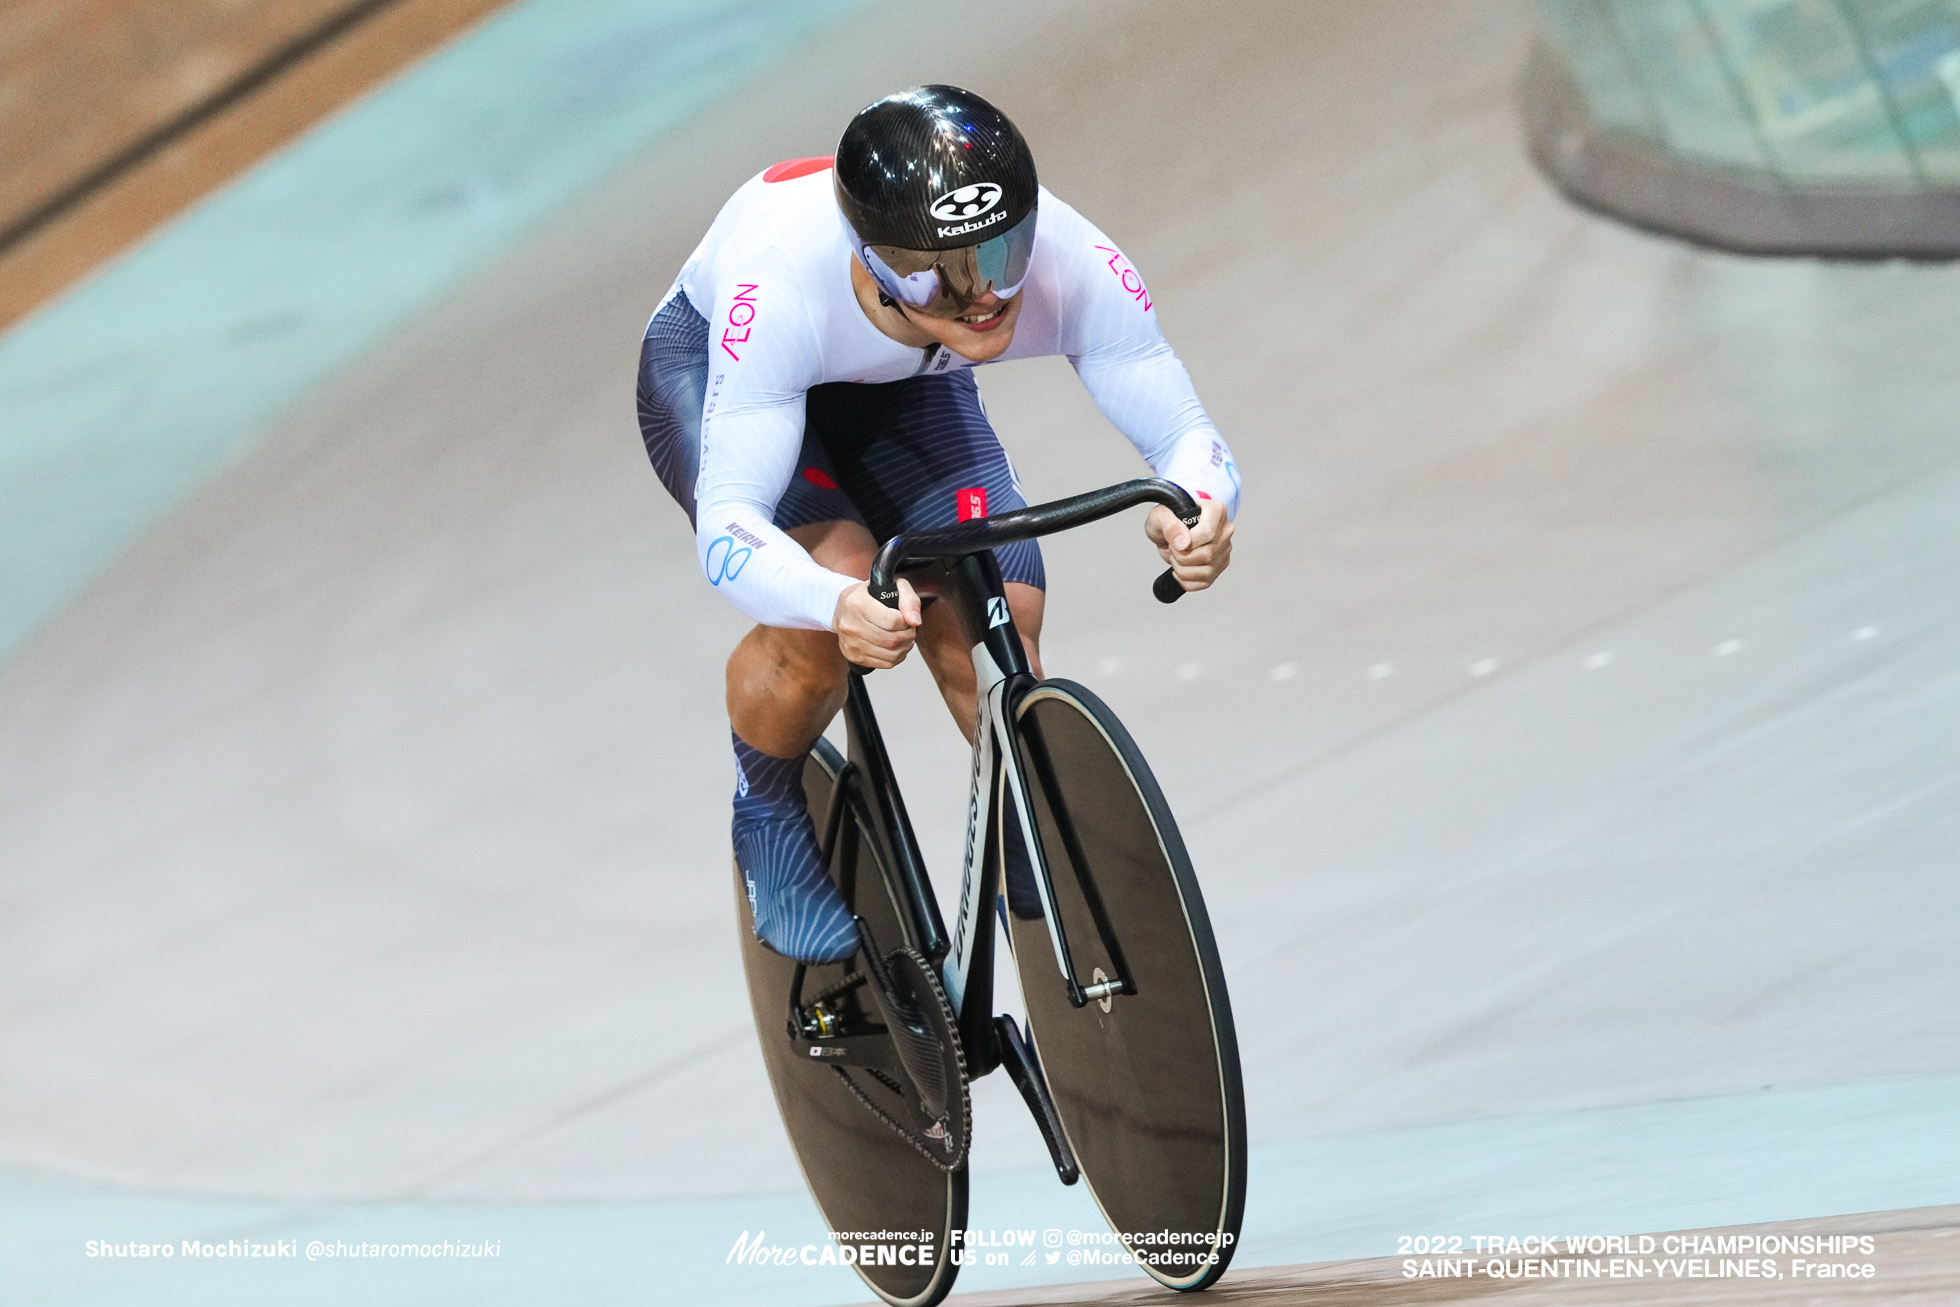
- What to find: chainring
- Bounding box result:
[841,947,970,1171]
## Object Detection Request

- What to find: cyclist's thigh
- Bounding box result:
[785,518,876,580]
[804,369,1045,593]
[637,287,868,544]
[636,290,714,523]
[917,579,1045,739]
[916,578,1044,665]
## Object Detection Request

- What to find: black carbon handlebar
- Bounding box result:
[868,477,1203,608]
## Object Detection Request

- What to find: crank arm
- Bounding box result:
[994,1014,1078,1185]
[792,1028,906,1070]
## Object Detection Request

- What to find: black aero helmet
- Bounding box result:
[834,85,1039,315]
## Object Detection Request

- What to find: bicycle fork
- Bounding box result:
[949,555,1130,1014]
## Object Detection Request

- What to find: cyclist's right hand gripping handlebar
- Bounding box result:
[866,477,1202,609]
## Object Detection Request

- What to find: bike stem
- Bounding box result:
[866,476,1200,612]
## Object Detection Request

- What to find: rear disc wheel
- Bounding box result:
[733,738,965,1307]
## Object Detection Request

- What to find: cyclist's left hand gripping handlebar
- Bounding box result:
[1153,492,1204,605]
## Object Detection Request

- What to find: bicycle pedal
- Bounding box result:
[800,1000,845,1039]
[790,1000,899,1072]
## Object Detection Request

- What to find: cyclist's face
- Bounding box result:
[864,241,1002,317]
[895,288,1023,362]
[858,209,1037,321]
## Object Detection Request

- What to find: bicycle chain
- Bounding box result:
[863,1066,905,1097]
[803,950,971,1170]
[833,947,971,1172]
[831,1065,967,1173]
[804,970,868,1010]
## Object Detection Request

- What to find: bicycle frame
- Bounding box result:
[836,550,1029,1077]
[830,478,1199,1080]
[763,477,1242,1274]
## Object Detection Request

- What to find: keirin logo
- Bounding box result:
[706,536,753,585]
[929,183,1001,222]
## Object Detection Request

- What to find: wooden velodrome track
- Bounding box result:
[1,0,1957,1303]
[0,0,510,330]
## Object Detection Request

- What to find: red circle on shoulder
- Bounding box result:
[763,156,835,183]
[803,466,838,489]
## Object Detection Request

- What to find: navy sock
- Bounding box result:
[732,734,858,963]
[733,736,810,822]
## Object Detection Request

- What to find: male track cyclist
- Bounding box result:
[636,86,1239,966]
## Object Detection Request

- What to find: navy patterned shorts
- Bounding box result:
[635,290,1045,590]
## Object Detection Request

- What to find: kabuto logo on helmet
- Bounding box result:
[929,183,1002,223]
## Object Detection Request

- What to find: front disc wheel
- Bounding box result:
[1005,680,1247,1291]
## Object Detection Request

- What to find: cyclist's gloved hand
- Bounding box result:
[1147,496,1234,593]
[834,577,923,668]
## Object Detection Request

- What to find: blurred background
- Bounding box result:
[2,1,1957,1303]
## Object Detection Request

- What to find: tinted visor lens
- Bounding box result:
[862,209,1036,317]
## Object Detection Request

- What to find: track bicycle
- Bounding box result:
[732,477,1247,1307]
